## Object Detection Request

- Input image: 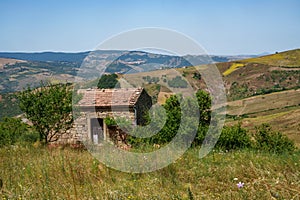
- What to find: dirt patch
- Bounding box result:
[157,92,173,105]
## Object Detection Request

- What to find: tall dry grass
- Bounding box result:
[0,146,299,199]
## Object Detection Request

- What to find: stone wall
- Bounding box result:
[49,112,88,146]
[50,109,135,146]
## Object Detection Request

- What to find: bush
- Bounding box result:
[0,117,34,147]
[167,76,188,88]
[215,123,252,151]
[254,124,296,154]
[104,117,117,126]
[18,131,39,144]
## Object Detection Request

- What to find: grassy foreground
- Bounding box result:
[0,146,299,200]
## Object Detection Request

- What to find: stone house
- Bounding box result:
[55,87,152,146]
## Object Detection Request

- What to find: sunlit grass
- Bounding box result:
[0,146,299,199]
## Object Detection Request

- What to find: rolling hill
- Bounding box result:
[241,49,300,67]
[218,49,300,101]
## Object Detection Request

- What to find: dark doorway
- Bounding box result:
[90,118,104,144]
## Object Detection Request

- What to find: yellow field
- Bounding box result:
[222,63,245,76]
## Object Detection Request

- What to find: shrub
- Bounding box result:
[253,124,296,154]
[104,117,117,127]
[167,76,188,88]
[0,117,32,147]
[215,123,252,151]
[192,72,201,80]
[18,131,39,144]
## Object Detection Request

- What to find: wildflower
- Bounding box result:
[233,177,238,181]
[237,182,244,189]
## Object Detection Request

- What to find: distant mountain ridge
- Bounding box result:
[0,50,257,64]
[0,50,261,93]
[0,51,90,62]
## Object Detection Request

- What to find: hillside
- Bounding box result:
[119,49,300,146]
[218,49,300,101]
[0,58,26,69]
[121,49,300,101]
[225,90,300,147]
[214,49,300,145]
[241,49,300,67]
[0,51,91,62]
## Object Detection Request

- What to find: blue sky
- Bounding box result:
[0,0,299,55]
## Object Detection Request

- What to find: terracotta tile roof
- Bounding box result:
[77,87,144,107]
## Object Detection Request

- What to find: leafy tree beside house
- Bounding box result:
[17,82,73,144]
[128,90,212,146]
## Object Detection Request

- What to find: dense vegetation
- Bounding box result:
[0,117,38,147]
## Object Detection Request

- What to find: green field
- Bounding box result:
[0,146,299,200]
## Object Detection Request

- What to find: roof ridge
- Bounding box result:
[77,87,144,107]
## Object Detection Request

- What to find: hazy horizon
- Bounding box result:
[0,48,277,56]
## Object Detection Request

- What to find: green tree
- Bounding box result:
[97,73,119,89]
[17,82,73,144]
[128,90,211,146]
[196,90,211,126]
